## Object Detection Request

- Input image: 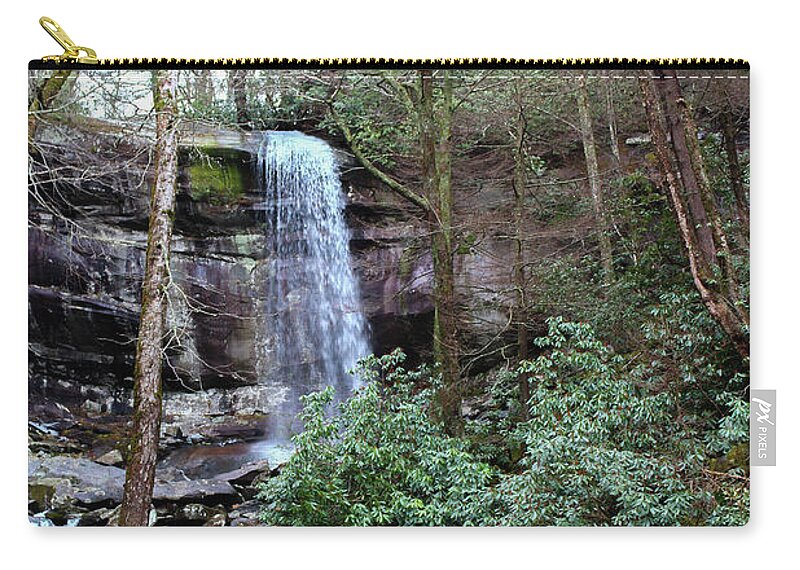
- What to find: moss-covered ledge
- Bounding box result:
[182,147,254,206]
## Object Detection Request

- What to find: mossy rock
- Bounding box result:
[727,442,749,470]
[708,442,750,473]
[185,148,251,205]
[29,481,56,511]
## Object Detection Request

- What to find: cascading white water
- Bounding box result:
[257,131,370,444]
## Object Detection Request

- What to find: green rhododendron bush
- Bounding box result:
[260,311,748,526]
[258,351,497,526]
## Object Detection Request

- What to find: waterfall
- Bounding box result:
[256,131,370,446]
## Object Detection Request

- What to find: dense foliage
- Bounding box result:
[261,310,749,526]
[493,317,727,526]
[258,350,497,526]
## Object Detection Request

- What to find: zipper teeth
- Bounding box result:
[50,57,748,68]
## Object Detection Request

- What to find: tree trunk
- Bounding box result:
[119,70,180,526]
[28,70,72,148]
[639,74,749,360]
[194,69,214,108]
[576,73,614,286]
[420,70,462,435]
[721,110,749,229]
[329,71,462,433]
[513,155,531,417]
[662,71,744,327]
[652,74,718,265]
[229,70,250,128]
[512,81,530,419]
[604,79,622,167]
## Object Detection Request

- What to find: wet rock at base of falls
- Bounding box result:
[212,459,271,487]
[160,385,287,446]
[28,456,126,510]
[152,479,239,507]
[212,459,272,500]
[157,442,271,480]
[28,454,245,526]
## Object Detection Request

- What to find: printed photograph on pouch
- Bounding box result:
[28,66,750,526]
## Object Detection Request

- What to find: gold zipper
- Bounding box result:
[35,16,747,69]
[39,17,98,64]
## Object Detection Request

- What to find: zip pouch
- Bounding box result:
[28,17,750,527]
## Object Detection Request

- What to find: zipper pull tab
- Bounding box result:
[39,16,98,64]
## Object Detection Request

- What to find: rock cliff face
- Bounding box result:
[28,121,447,446]
[29,119,543,454]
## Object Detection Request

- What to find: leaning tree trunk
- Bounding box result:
[665,74,742,321]
[119,70,180,526]
[652,74,718,266]
[576,72,614,286]
[639,73,749,360]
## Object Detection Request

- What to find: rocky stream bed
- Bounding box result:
[29,418,279,526]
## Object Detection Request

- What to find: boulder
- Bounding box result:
[152,479,240,507]
[28,456,125,509]
[29,454,242,526]
[95,449,124,467]
[213,459,271,487]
